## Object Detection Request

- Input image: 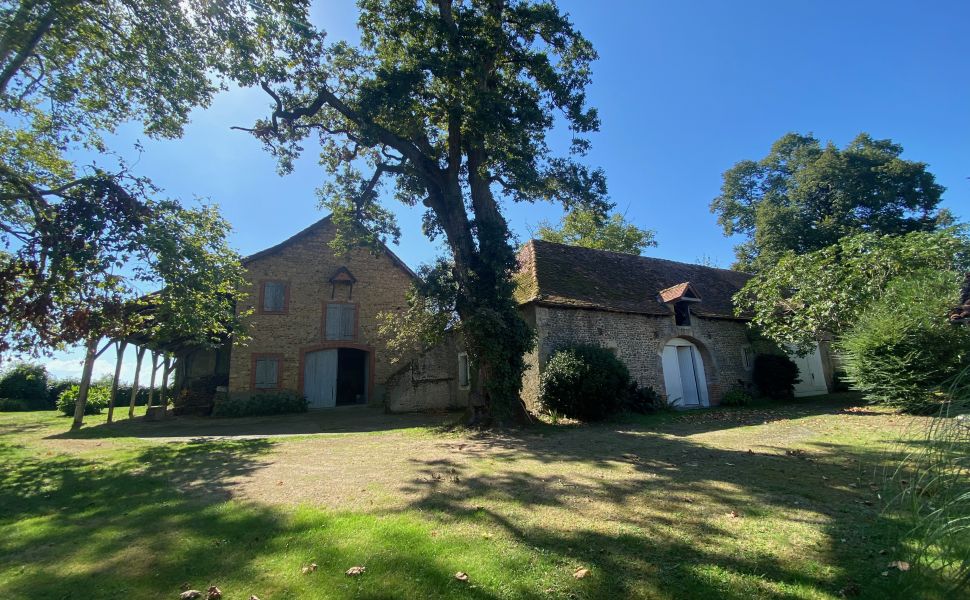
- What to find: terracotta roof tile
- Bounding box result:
[516,240,751,319]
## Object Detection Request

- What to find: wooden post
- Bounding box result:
[146,350,159,409]
[106,340,127,424]
[159,354,172,408]
[71,337,99,430]
[128,346,146,418]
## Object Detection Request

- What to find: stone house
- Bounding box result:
[514,240,832,409]
[177,219,831,414]
[178,216,468,412]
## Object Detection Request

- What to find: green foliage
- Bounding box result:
[623,383,664,414]
[721,387,753,407]
[535,209,656,255]
[752,354,800,400]
[711,132,952,271]
[0,398,27,411]
[838,271,970,412]
[211,391,308,418]
[0,0,307,353]
[539,345,631,421]
[242,0,605,420]
[377,260,457,364]
[736,230,970,351]
[888,397,970,592]
[0,362,49,409]
[56,385,109,416]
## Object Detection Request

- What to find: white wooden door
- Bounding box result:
[661,339,709,408]
[304,349,338,408]
[790,344,828,397]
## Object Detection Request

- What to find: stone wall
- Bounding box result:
[521,303,754,411]
[228,221,417,405]
[385,333,466,412]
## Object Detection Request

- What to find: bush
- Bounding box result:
[752,354,800,399]
[721,387,753,407]
[56,385,110,416]
[211,391,308,418]
[0,398,28,412]
[623,382,663,414]
[839,270,970,412]
[539,344,631,421]
[47,379,79,409]
[0,363,51,409]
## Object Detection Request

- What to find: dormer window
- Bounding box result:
[659,281,702,327]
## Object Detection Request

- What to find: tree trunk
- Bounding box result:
[71,336,99,429]
[128,346,146,418]
[146,350,159,409]
[106,340,127,424]
[159,354,172,408]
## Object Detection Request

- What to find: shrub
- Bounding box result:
[0,398,28,412]
[539,344,631,421]
[211,391,308,418]
[721,387,753,407]
[47,379,79,409]
[752,354,800,399]
[0,363,51,409]
[56,385,110,416]
[839,270,970,412]
[623,382,663,414]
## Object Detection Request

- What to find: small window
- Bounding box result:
[457,352,470,388]
[325,303,357,341]
[254,357,279,389]
[674,301,691,326]
[262,281,287,313]
[741,346,755,370]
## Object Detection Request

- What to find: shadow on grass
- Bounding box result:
[0,437,507,599]
[44,405,460,440]
[396,402,942,599]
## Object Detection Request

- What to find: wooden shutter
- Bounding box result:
[340,305,355,340]
[263,282,285,312]
[255,358,278,388]
[325,304,341,340]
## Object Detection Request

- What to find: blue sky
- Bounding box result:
[39,0,970,380]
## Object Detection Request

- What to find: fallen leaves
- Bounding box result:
[301,563,318,575]
[179,591,202,600]
[728,510,742,519]
[454,571,469,582]
[346,565,367,576]
[573,567,589,579]
[888,560,910,571]
[206,587,222,600]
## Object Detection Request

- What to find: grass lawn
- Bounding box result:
[0,395,954,599]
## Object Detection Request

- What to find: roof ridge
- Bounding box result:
[526,238,747,275]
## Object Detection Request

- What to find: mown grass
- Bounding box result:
[0,397,959,599]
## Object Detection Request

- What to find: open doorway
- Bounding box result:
[304,347,369,408]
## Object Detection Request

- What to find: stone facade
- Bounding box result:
[228,219,420,405]
[520,303,754,411]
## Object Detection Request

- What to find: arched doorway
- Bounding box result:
[661,338,709,408]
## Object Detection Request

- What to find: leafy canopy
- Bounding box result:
[0,0,310,352]
[735,229,970,351]
[535,209,656,255]
[711,132,952,270]
[241,0,606,418]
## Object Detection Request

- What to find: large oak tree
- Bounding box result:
[711,132,952,271]
[241,0,609,420]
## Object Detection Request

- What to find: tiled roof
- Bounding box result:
[516,240,752,319]
[658,282,701,303]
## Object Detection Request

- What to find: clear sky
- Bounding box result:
[37,0,970,381]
